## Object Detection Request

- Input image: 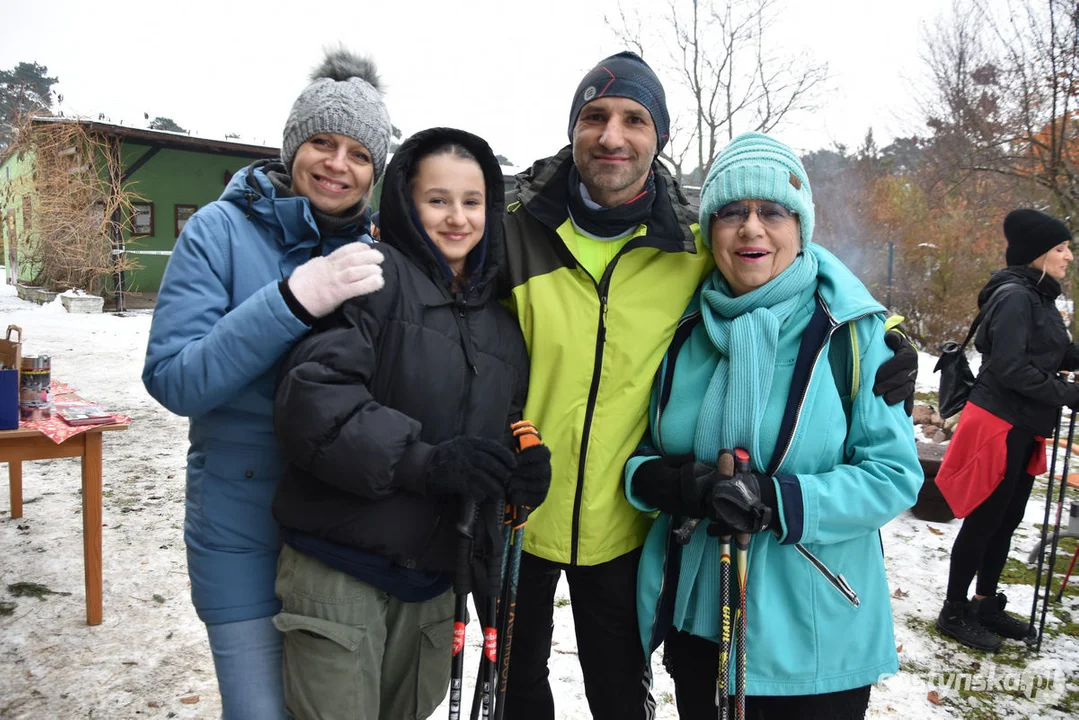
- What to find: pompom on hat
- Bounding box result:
[281,48,393,184]
[1003,208,1072,267]
[698,132,815,248]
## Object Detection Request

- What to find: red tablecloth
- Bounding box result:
[19,380,132,444]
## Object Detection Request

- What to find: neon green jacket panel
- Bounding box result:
[572,231,635,282]
[502,148,713,565]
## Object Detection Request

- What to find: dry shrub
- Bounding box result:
[1,114,140,300]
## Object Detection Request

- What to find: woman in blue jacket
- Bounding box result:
[624,133,922,719]
[142,49,391,719]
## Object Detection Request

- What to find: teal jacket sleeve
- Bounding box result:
[624,376,663,513]
[142,208,309,418]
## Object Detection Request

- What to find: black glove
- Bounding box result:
[706,467,778,535]
[424,437,516,503]
[506,444,552,508]
[874,329,918,416]
[1066,384,1079,411]
[471,499,507,598]
[632,454,723,518]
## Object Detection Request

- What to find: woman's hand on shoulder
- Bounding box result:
[288,243,385,319]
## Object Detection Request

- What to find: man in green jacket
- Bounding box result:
[499,51,916,720]
[500,52,705,719]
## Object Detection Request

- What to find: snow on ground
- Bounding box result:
[0,286,1076,719]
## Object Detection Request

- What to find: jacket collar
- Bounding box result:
[221,160,322,247]
[809,245,886,324]
[980,265,1062,305]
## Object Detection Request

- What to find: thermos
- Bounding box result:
[19,355,51,421]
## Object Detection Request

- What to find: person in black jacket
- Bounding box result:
[936,208,1079,652]
[272,127,552,720]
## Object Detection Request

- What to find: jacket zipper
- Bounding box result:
[567,232,688,564]
[426,297,474,574]
[769,301,875,607]
[572,248,633,565]
[453,296,476,434]
[795,543,860,607]
[769,305,875,473]
[571,283,609,565]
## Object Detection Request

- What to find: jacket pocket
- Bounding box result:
[198,446,281,550]
[416,612,454,717]
[274,611,369,717]
[796,543,860,607]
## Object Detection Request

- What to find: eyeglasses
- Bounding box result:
[710,201,797,227]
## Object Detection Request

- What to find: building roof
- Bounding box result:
[26,116,280,160]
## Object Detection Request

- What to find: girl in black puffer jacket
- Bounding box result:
[936,208,1079,654]
[272,128,551,719]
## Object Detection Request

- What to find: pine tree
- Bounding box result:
[0,61,58,150]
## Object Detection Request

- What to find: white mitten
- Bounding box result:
[287,243,385,318]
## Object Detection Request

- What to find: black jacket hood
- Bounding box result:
[378,127,506,295]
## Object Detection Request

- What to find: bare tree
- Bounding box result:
[608,0,828,183]
[924,0,1079,224]
[919,0,1079,315]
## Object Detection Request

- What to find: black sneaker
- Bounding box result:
[977,592,1035,641]
[936,599,1002,652]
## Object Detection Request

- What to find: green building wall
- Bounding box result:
[120,145,256,294]
[0,149,38,286]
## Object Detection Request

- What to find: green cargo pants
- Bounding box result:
[273,544,454,720]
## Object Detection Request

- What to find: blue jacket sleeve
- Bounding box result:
[142,208,309,418]
[774,316,922,546]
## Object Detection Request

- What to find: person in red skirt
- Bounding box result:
[936,208,1079,652]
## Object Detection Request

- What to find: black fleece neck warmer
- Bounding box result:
[566,165,656,239]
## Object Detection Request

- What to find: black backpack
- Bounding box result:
[934,284,1017,418]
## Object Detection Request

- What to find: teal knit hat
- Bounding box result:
[699,131,814,248]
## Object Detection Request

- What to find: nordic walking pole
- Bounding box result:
[475,545,501,719]
[492,420,542,720]
[487,503,514,720]
[1055,543,1079,603]
[492,508,529,720]
[713,450,736,720]
[732,448,752,720]
[471,506,504,720]
[1030,406,1063,642]
[1039,400,1077,651]
[449,498,479,720]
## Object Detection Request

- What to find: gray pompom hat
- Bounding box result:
[281,49,393,184]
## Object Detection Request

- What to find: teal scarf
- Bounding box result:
[695,251,819,469]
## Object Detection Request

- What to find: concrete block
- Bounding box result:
[61,294,104,314]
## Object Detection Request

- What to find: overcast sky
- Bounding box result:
[2,0,956,169]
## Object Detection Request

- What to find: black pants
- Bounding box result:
[503,548,653,720]
[946,426,1038,602]
[663,630,871,720]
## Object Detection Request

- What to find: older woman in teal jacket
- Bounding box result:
[624,132,921,720]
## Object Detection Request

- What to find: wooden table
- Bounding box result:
[3,423,129,625]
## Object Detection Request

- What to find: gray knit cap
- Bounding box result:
[281,49,393,183]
